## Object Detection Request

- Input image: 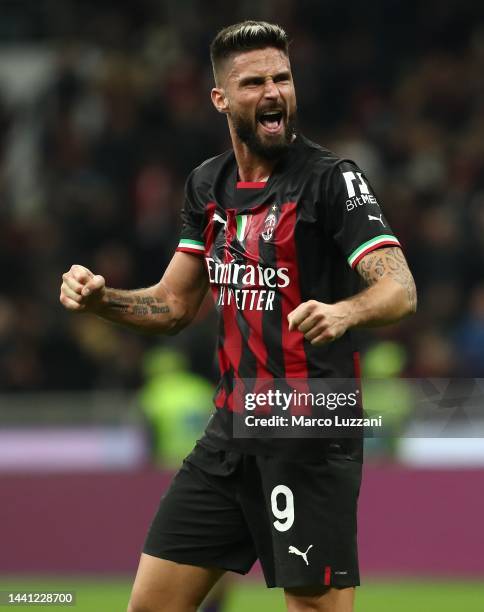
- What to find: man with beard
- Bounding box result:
[60,21,416,612]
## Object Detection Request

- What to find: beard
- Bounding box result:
[231,109,297,161]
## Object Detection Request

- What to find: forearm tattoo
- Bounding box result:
[356,247,417,311]
[105,290,170,317]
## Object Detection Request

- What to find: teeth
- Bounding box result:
[258,110,283,129]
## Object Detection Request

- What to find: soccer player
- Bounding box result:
[60,21,416,612]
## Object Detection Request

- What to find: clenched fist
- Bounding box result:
[287,300,350,346]
[60,265,106,313]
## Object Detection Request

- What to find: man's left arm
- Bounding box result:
[287,246,416,345]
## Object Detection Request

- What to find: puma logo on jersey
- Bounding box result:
[288,544,313,566]
[368,214,385,227]
[213,212,227,227]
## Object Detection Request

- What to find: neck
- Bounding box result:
[228,120,277,183]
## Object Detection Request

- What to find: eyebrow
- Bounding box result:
[238,71,291,87]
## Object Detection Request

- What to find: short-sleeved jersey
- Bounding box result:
[176,135,401,460]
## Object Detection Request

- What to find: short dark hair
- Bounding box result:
[210,21,289,83]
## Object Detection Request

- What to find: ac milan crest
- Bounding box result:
[262,205,278,241]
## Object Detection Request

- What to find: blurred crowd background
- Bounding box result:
[1,0,483,395]
[1,2,484,606]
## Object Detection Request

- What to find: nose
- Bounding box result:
[263,78,279,99]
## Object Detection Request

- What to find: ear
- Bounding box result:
[211,87,229,114]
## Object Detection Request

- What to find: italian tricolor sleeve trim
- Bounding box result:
[348,235,401,268]
[176,239,205,256]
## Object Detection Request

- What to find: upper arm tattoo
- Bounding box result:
[356,247,417,311]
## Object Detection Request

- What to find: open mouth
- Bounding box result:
[257,110,284,133]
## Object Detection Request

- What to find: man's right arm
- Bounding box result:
[60,251,208,335]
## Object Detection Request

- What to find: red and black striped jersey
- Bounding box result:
[176,135,401,459]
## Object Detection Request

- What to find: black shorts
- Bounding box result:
[143,441,362,588]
